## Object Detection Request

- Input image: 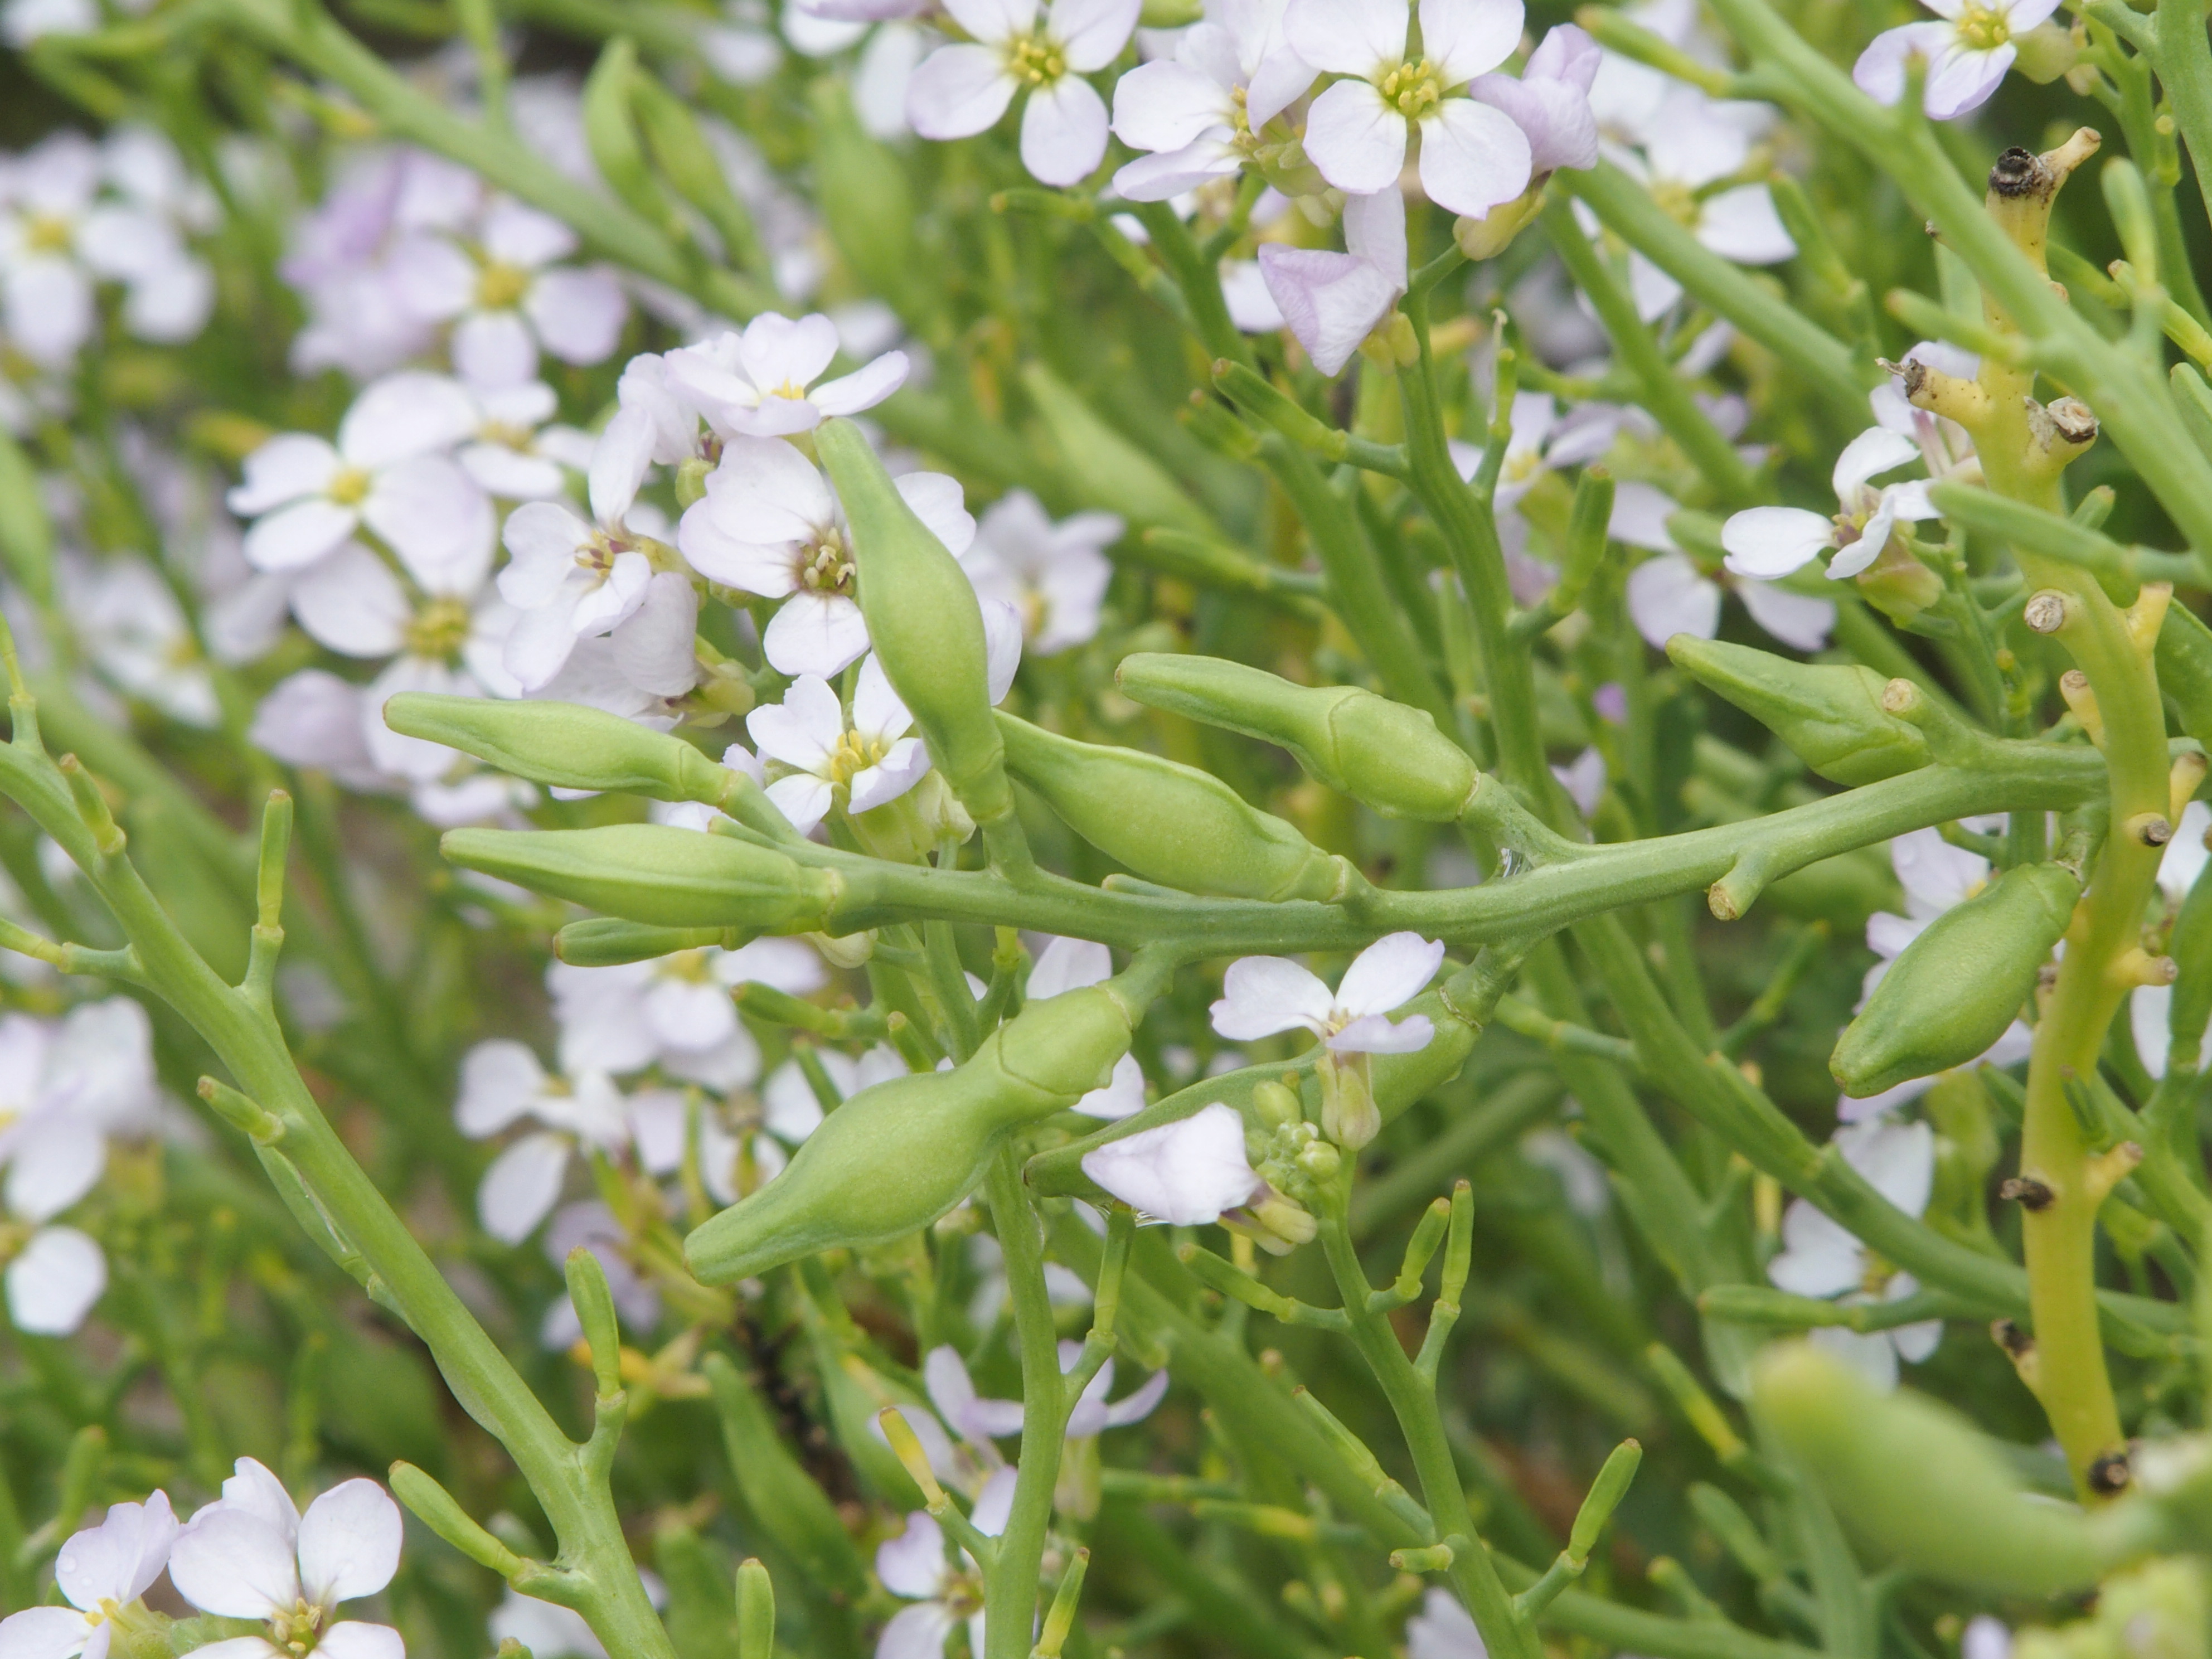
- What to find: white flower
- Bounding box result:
[0,1493,177,1659]
[924,1340,1167,1443]
[1284,0,1531,220]
[662,313,908,440]
[389,198,628,388]
[1108,0,1314,200]
[1721,426,1941,583]
[1258,186,1408,377]
[527,573,703,723]
[1836,827,2032,1120]
[1081,1101,1264,1223]
[2131,799,2209,1080]
[1551,747,1608,818]
[1622,488,1836,655]
[60,554,221,729]
[1211,931,1442,1053]
[678,436,974,677]
[1028,937,1147,1117]
[168,1465,405,1659]
[496,406,661,691]
[4,1223,107,1335]
[460,380,599,501]
[875,1471,1018,1659]
[1854,0,2058,120]
[1766,1118,1942,1390]
[454,1040,632,1243]
[907,0,1141,186]
[746,657,934,834]
[0,129,213,369]
[960,492,1121,654]
[248,671,394,794]
[550,937,824,1086]
[229,373,490,575]
[1593,90,1793,319]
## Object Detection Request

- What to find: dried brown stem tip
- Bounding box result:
[2000,1175,2055,1210]
[2087,1449,2132,1495]
[2024,590,2068,634]
[1991,1317,2035,1357]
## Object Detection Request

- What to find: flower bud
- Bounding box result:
[385,693,737,804]
[686,984,1138,1283]
[1454,185,1545,261]
[1117,653,1477,821]
[1665,637,1932,785]
[440,824,840,930]
[1250,1079,1304,1128]
[1831,861,2080,1097]
[996,711,1350,901]
[555,918,730,966]
[1752,1341,2105,1593]
[813,419,1011,827]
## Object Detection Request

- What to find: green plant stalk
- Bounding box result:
[982,1148,1065,1659]
[1555,163,1868,422]
[2155,0,2212,237]
[0,688,677,1659]
[1538,196,1759,506]
[1691,0,2212,574]
[1313,1207,1536,1659]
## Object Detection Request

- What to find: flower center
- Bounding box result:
[1005,31,1068,86]
[1956,2,2010,50]
[85,1599,122,1628]
[23,213,72,254]
[798,532,854,595]
[326,465,372,506]
[476,260,532,309]
[577,528,633,580]
[1377,59,1445,119]
[657,948,712,983]
[768,378,811,401]
[1648,179,1701,228]
[268,1597,328,1657]
[404,595,473,659]
[479,419,534,449]
[827,728,889,785]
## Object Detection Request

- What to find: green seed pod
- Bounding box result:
[628,75,765,274]
[687,984,1134,1282]
[1752,1342,2106,1593]
[556,919,731,966]
[0,426,54,606]
[996,710,1348,900]
[441,824,840,930]
[1117,653,1476,820]
[808,79,938,337]
[814,419,1011,827]
[582,38,678,235]
[1831,861,2080,1098]
[702,1355,868,1597]
[1666,637,1931,786]
[384,693,737,804]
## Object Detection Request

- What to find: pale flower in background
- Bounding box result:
[2132,799,2210,1080]
[1622,483,1835,653]
[454,1040,632,1243]
[875,1471,1017,1659]
[1259,186,1407,376]
[663,312,908,438]
[960,490,1122,654]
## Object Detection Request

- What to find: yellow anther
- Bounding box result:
[326,466,372,506]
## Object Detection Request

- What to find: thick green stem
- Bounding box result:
[983,1149,1064,1659]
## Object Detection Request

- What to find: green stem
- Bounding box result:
[982,1149,1063,1659]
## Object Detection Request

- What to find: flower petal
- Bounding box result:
[1335,931,1446,1018]
[1284,0,1405,73]
[4,1227,105,1337]
[1301,79,1405,195]
[1720,506,1835,579]
[1624,552,1720,647]
[1419,0,1522,86]
[1210,954,1335,1040]
[1020,74,1112,186]
[297,1480,403,1606]
[169,1510,302,1619]
[477,1132,573,1244]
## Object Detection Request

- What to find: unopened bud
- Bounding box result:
[1251,1079,1304,1128]
[386,693,739,806]
[1454,185,1545,261]
[1253,1193,1318,1245]
[440,824,840,930]
[1668,637,1931,785]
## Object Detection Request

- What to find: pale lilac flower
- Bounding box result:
[1467,24,1600,174]
[4,1217,105,1335]
[228,373,488,574]
[1721,426,1940,583]
[60,554,221,729]
[1211,931,1442,1053]
[389,198,627,387]
[1551,747,1607,818]
[1081,1101,1264,1223]
[1624,540,1835,657]
[662,313,908,439]
[0,1494,177,1659]
[168,1469,404,1659]
[678,436,974,677]
[1766,1118,1941,1390]
[549,938,824,1087]
[1854,0,2058,120]
[874,1471,1017,1659]
[526,573,702,723]
[1258,186,1406,376]
[907,0,1142,186]
[1284,0,1532,220]
[746,657,933,834]
[1405,1587,1482,1659]
[961,491,1121,654]
[0,1010,111,1338]
[2133,801,2212,1080]
[1108,0,1314,199]
[454,1040,631,1243]
[1837,828,2033,1120]
[1028,937,1147,1117]
[248,671,392,794]
[1220,259,1286,331]
[2,0,99,45]
[497,406,661,691]
[923,1341,1167,1443]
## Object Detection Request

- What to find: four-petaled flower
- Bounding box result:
[874,1471,1017,1659]
[662,312,908,439]
[1080,1101,1265,1223]
[455,1040,632,1244]
[746,657,934,834]
[1286,0,1533,221]
[959,491,1122,656]
[169,1461,405,1659]
[1108,0,1315,200]
[1854,0,2059,120]
[907,0,1142,187]
[1720,426,1941,583]
[0,1493,177,1659]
